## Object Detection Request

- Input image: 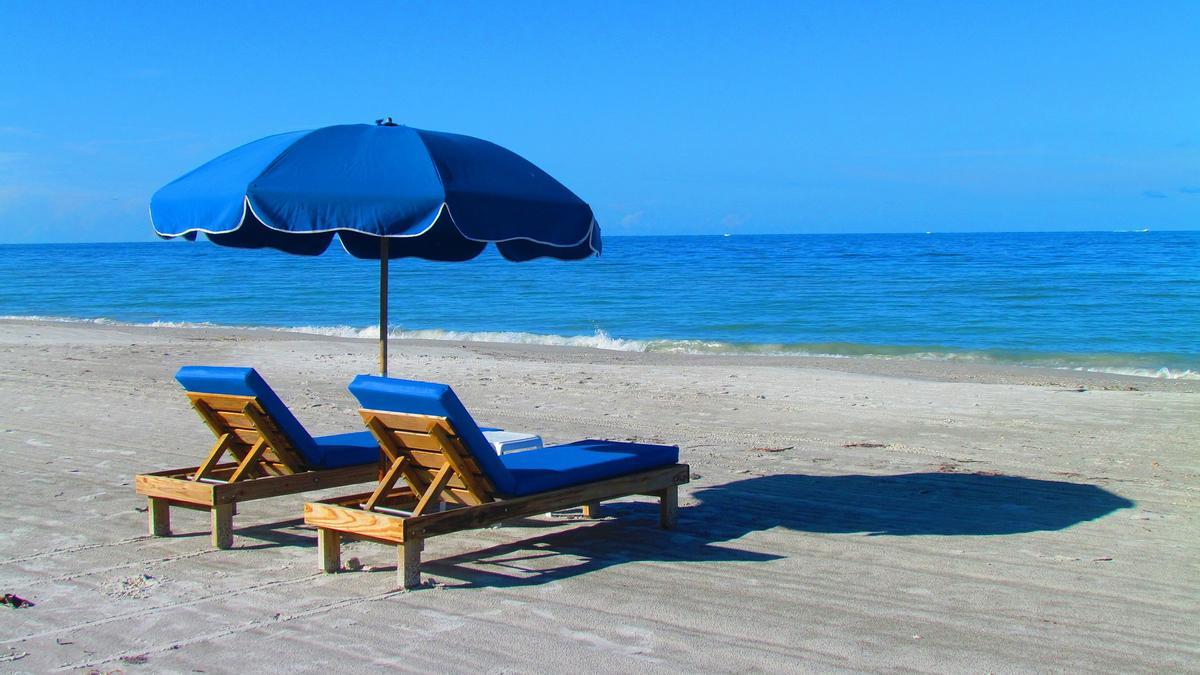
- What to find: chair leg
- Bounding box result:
[659,485,678,529]
[581,501,601,518]
[211,502,234,549]
[318,529,341,573]
[148,497,171,536]
[399,539,423,590]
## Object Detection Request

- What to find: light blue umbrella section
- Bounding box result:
[150,122,601,373]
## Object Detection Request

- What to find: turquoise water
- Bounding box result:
[2,231,1198,378]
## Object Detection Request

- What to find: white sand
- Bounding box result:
[0,319,1196,673]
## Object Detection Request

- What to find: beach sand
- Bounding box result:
[0,318,1196,673]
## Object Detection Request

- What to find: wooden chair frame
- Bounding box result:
[136,392,376,548]
[304,408,689,589]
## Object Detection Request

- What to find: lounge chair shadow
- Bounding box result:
[409,515,780,589]
[686,472,1135,537]
[153,517,314,550]
[233,519,314,549]
[413,471,1133,588]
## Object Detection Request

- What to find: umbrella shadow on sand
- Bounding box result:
[415,471,1134,588]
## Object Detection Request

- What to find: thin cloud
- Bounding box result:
[0,153,36,184]
[1180,186,1200,194]
[0,186,148,243]
[0,183,141,213]
[620,209,645,226]
[1142,190,1169,199]
[0,184,33,204]
[721,213,751,229]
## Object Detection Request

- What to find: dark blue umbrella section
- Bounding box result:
[150,122,601,373]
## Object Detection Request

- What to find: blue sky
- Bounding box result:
[0,1,1196,243]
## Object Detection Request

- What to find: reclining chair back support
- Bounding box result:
[359,409,496,514]
[187,392,307,482]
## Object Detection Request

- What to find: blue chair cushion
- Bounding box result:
[309,431,382,469]
[500,440,679,497]
[176,366,375,470]
[348,375,517,496]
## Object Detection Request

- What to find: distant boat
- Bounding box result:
[723,233,732,237]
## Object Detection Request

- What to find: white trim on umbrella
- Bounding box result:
[154,196,600,255]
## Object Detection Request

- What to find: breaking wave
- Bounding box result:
[2,315,1196,380]
[292,324,650,352]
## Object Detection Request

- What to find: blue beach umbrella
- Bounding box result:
[151,120,601,375]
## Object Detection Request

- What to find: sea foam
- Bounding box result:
[291,324,649,352]
[2,314,1196,379]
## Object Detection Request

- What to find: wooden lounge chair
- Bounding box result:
[135,366,379,548]
[304,375,690,589]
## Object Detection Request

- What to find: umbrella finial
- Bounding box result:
[375,116,399,127]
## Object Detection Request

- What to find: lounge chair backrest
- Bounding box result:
[348,375,516,497]
[175,366,316,470]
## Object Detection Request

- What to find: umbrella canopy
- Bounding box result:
[150,122,601,374]
[152,123,600,260]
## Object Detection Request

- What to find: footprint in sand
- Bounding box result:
[560,626,660,661]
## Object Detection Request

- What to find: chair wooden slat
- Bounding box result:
[402,447,450,468]
[186,392,257,413]
[213,409,255,430]
[387,430,447,452]
[367,410,442,434]
[190,397,232,439]
[226,428,259,445]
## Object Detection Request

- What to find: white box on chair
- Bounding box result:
[481,430,543,455]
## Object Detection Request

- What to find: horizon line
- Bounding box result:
[2,228,1198,246]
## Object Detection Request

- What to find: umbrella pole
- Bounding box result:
[379,238,389,377]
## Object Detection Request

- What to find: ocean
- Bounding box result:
[2,231,1197,378]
